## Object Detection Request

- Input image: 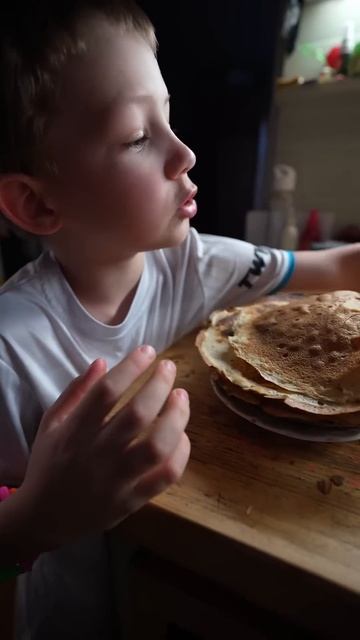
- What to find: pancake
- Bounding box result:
[214,373,360,428]
[196,292,360,431]
[229,291,360,403]
[196,307,292,401]
[212,375,360,438]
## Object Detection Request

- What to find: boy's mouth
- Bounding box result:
[178,187,198,219]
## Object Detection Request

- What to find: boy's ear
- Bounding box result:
[0,174,62,236]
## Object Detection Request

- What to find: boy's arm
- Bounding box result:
[285,243,360,292]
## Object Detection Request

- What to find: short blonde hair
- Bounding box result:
[0,1,157,177]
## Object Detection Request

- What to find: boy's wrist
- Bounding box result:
[0,487,52,565]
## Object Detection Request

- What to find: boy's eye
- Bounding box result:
[126,135,149,151]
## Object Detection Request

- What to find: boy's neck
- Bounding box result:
[52,246,145,326]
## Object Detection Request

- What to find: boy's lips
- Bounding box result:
[177,187,198,219]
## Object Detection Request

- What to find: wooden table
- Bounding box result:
[111,330,360,638]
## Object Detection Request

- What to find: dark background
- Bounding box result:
[140,0,287,238]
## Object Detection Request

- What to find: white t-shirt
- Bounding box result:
[0,228,294,638]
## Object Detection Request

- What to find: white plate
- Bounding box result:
[211,379,360,443]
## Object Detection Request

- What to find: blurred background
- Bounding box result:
[1,0,360,281]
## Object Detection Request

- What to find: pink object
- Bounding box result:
[0,485,38,574]
[299,209,321,250]
[0,485,11,501]
[326,46,342,70]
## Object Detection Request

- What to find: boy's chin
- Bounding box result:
[166,220,191,246]
[142,220,191,251]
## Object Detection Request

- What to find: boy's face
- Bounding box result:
[46,21,197,257]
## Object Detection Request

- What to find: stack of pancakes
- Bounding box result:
[196,291,360,430]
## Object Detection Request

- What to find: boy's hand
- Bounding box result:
[288,243,360,293]
[16,346,190,550]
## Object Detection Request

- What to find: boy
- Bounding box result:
[0,1,358,637]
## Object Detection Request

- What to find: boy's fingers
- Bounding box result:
[104,360,177,446]
[128,433,191,512]
[71,345,157,432]
[109,434,190,526]
[41,359,107,430]
[120,389,190,480]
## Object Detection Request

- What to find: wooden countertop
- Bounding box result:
[112,329,360,634]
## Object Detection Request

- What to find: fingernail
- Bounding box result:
[175,388,188,402]
[139,344,155,357]
[88,359,107,374]
[162,359,176,372]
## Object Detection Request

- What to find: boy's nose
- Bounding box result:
[165,135,196,180]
